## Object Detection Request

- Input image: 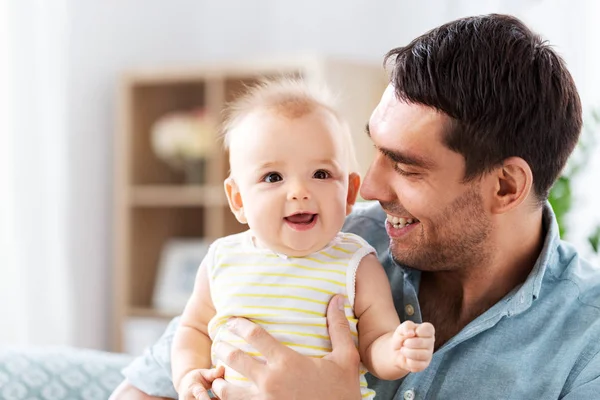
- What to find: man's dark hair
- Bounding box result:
[384,13,582,201]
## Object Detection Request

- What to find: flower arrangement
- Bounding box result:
[151,109,216,183]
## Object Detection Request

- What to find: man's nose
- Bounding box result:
[360,155,394,202]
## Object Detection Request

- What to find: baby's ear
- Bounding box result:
[224,177,247,224]
[345,173,361,215]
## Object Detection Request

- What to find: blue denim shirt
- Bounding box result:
[123,202,600,399]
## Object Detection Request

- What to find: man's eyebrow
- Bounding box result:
[378,146,435,169]
[365,123,371,137]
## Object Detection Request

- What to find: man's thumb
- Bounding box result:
[326,294,359,366]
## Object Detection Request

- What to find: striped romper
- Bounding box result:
[206,230,377,399]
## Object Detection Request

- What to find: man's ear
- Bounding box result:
[489,157,533,214]
[346,173,361,215]
[224,177,247,224]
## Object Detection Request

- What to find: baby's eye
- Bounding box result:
[313,169,330,180]
[263,172,283,183]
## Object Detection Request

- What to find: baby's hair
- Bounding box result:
[221,78,358,172]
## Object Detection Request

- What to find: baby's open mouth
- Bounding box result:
[284,213,317,224]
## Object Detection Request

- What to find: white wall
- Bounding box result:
[64,0,600,349]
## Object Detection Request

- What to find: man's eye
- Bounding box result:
[263,172,283,183]
[394,164,418,177]
[313,170,330,179]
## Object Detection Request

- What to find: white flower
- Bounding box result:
[151,110,216,170]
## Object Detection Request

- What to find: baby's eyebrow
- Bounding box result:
[257,161,280,170]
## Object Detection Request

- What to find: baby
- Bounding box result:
[171,79,435,399]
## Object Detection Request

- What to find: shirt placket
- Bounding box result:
[393,267,511,399]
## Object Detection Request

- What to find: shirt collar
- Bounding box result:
[505,201,560,316]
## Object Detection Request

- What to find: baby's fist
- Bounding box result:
[392,321,435,373]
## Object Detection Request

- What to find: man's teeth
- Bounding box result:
[386,214,417,229]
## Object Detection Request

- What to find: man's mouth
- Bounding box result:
[386,213,419,229]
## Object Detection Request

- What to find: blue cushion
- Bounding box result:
[0,346,132,400]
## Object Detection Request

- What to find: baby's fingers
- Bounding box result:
[402,337,434,350]
[189,383,211,400]
[400,347,433,362]
[203,366,225,382]
[396,321,418,338]
[415,322,435,338]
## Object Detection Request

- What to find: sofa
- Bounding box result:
[0,346,132,400]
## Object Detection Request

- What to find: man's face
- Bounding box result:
[361,85,493,271]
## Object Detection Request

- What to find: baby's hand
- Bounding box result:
[178,366,224,400]
[392,320,435,373]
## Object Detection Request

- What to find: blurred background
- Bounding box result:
[1,0,599,355]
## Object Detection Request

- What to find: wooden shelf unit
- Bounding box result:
[112,56,388,352]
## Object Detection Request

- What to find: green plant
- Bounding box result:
[548,108,600,256]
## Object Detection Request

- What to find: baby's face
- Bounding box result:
[227,108,353,256]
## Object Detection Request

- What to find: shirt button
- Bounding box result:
[405,304,415,316]
[404,389,416,400]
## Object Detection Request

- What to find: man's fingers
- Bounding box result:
[226,318,291,362]
[416,322,435,338]
[211,378,256,400]
[213,341,265,382]
[325,295,360,368]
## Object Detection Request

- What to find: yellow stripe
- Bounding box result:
[320,251,344,260]
[250,319,327,328]
[345,238,364,247]
[220,262,346,276]
[241,305,324,317]
[232,293,327,306]
[280,341,332,352]
[221,272,345,287]
[266,329,330,340]
[226,338,330,353]
[211,316,358,332]
[226,375,250,381]
[225,282,338,296]
[233,313,279,318]
[332,245,353,254]
[244,317,356,331]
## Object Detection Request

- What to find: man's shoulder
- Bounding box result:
[342,201,389,253]
[548,240,600,310]
[343,201,386,227]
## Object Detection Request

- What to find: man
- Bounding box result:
[111,13,599,399]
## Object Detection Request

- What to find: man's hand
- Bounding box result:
[391,321,435,373]
[210,294,361,400]
[178,367,224,400]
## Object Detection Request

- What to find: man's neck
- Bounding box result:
[420,207,545,347]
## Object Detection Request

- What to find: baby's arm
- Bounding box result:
[355,254,435,380]
[171,255,222,397]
